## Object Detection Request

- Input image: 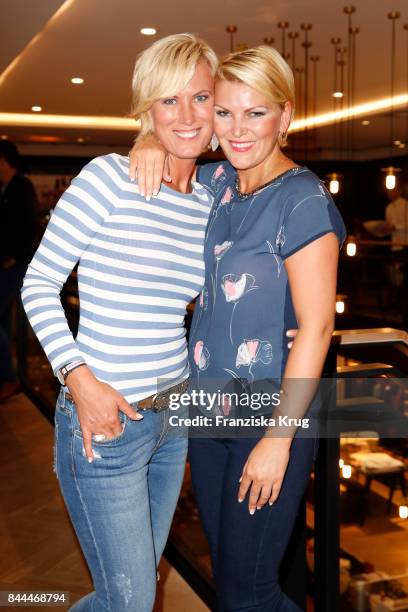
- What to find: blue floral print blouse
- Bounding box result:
[189,162,346,386]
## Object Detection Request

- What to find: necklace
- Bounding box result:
[234,166,303,199]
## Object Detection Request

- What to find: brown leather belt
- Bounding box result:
[64,379,189,413]
[137,379,189,411]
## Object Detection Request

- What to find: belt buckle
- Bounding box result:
[151,380,188,412]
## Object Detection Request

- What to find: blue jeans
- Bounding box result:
[54,389,188,612]
[189,435,317,612]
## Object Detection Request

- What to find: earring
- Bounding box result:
[210,133,219,152]
[279,131,288,146]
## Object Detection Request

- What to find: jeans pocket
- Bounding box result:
[73,410,128,446]
[55,389,73,418]
[92,414,128,446]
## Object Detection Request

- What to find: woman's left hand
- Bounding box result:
[238,437,291,514]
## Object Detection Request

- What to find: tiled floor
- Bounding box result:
[0,392,209,611]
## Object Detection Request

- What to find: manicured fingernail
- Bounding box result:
[146,195,150,202]
[239,476,242,483]
[136,414,144,420]
[287,342,293,348]
[153,190,158,196]
[269,501,274,506]
[88,457,93,463]
[257,506,261,510]
[238,497,243,503]
[249,509,256,515]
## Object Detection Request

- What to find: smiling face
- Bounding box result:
[149,61,214,161]
[213,79,292,172]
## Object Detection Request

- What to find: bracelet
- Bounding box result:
[64,362,86,382]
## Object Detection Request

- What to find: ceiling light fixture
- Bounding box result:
[1,134,8,140]
[31,106,42,112]
[300,23,313,159]
[277,21,290,58]
[140,28,157,36]
[263,36,275,46]
[327,172,342,195]
[226,25,238,52]
[361,120,370,125]
[330,36,342,195]
[383,12,401,190]
[382,165,401,190]
[346,236,357,256]
[399,505,408,519]
[71,77,84,84]
[341,464,352,478]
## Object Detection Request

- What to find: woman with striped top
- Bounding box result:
[21,34,217,612]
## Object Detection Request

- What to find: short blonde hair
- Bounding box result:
[131,33,218,139]
[216,46,295,146]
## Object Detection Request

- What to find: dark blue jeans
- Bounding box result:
[189,435,316,611]
[0,263,26,384]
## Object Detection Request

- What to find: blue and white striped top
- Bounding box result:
[22,154,212,403]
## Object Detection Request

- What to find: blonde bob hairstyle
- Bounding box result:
[131,33,218,139]
[216,45,295,147]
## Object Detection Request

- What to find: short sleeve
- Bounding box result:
[196,161,235,197]
[279,176,347,260]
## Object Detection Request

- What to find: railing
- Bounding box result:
[339,242,408,328]
[314,328,408,612]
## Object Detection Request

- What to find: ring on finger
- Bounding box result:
[93,433,106,442]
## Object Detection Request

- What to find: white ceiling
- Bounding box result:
[1,0,408,158]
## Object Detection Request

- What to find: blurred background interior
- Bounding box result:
[1,1,408,610]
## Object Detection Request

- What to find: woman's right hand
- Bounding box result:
[65,365,143,462]
[128,134,170,199]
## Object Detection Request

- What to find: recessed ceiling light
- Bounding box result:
[31,106,42,112]
[332,91,344,98]
[393,139,401,145]
[140,27,157,36]
[1,134,8,140]
[77,137,85,143]
[71,77,84,84]
[361,120,370,125]
[399,143,406,149]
